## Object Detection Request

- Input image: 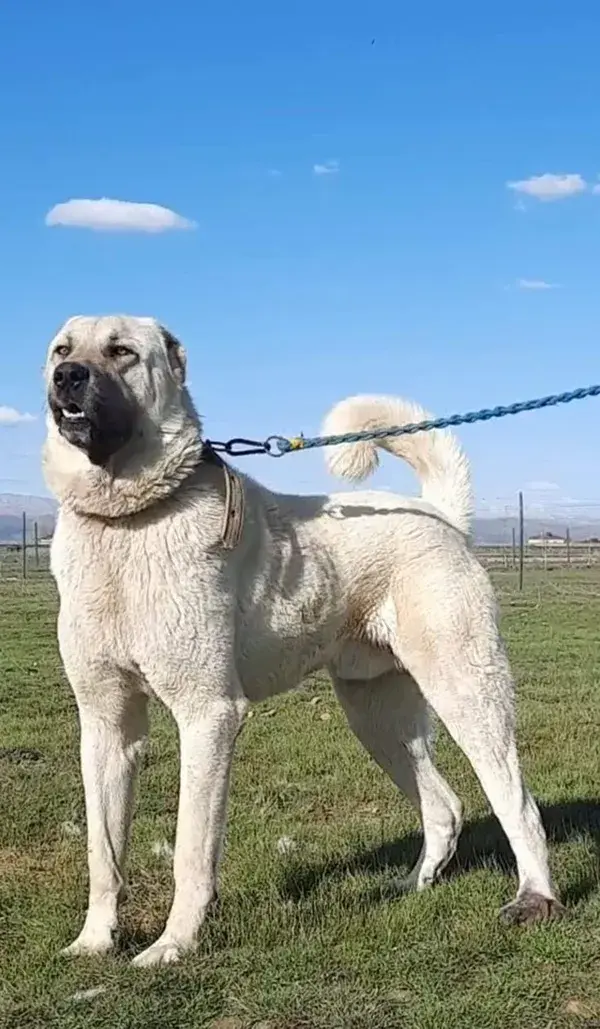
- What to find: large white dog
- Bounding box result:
[43,315,565,967]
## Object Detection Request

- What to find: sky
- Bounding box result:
[2,1,600,517]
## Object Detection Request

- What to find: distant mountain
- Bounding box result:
[0,494,57,518]
[2,494,600,546]
[473,516,600,545]
[0,494,57,542]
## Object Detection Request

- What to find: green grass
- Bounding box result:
[1,569,600,1029]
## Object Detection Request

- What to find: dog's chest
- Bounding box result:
[52,519,133,649]
[52,516,174,659]
[51,510,232,672]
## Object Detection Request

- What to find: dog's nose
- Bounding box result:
[53,362,90,390]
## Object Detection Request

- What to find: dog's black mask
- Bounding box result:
[48,361,135,466]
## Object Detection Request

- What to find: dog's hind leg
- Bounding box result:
[393,562,566,924]
[332,669,463,891]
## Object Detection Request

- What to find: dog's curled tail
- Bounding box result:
[322,395,473,534]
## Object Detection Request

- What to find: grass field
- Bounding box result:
[1,568,600,1029]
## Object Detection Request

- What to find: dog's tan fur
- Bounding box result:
[43,315,564,967]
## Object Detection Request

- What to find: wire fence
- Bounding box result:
[0,516,51,580]
[476,541,600,570]
[475,492,600,578]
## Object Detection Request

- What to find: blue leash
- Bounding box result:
[206,383,600,458]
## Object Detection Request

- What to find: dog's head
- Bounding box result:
[45,315,187,466]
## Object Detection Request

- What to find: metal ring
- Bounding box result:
[264,435,290,457]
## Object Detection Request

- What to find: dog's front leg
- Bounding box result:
[132,690,248,968]
[62,684,149,957]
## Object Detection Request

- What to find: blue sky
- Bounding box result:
[2,1,600,515]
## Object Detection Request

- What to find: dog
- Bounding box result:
[42,315,565,967]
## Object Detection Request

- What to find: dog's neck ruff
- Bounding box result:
[44,412,246,548]
[45,428,203,519]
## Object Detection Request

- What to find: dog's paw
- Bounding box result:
[61,929,116,958]
[131,937,190,968]
[499,891,568,926]
[388,869,433,895]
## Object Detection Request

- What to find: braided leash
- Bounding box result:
[206,383,600,458]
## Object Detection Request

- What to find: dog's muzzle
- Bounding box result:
[49,361,135,465]
[52,361,91,422]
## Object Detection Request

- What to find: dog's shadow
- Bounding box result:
[116,801,599,955]
[281,799,600,907]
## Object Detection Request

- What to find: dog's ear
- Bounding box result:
[159,325,187,385]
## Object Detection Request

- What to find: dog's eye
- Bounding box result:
[111,345,136,359]
[54,344,71,358]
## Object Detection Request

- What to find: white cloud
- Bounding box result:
[268,168,282,178]
[313,160,339,176]
[0,406,35,426]
[45,198,196,234]
[517,278,559,290]
[592,183,600,195]
[525,481,561,492]
[507,173,586,202]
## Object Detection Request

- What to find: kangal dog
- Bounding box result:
[43,315,565,967]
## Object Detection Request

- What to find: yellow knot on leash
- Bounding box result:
[288,436,305,451]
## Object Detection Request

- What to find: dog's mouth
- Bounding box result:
[60,402,88,423]
[50,398,90,432]
[48,375,136,466]
[49,389,99,461]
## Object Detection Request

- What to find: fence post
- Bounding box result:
[511,527,516,569]
[22,511,27,580]
[566,527,571,569]
[518,491,524,591]
[34,521,39,570]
